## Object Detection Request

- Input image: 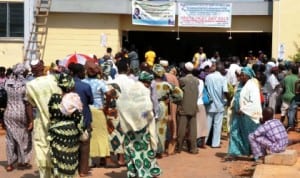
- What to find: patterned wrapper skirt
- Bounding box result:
[48,121,80,177]
[124,127,162,178]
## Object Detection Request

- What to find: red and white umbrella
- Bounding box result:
[61,53,95,67]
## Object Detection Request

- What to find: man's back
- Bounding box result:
[205,71,228,112]
[282,74,298,103]
[26,75,61,122]
[26,75,62,169]
[74,77,93,127]
[256,119,288,151]
[179,74,199,115]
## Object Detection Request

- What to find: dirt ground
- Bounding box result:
[225,131,300,178]
[0,127,299,178]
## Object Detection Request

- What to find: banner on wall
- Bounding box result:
[132,0,176,26]
[178,3,232,28]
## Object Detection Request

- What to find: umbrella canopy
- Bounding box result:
[61,53,95,67]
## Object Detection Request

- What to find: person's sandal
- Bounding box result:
[5,165,14,172]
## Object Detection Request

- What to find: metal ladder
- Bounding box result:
[24,0,51,61]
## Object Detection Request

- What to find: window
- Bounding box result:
[0,3,24,37]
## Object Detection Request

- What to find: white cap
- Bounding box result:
[30,59,40,66]
[159,60,169,67]
[184,62,194,71]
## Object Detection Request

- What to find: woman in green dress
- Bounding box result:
[227,67,262,159]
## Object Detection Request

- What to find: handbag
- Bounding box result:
[202,86,212,105]
[79,130,89,142]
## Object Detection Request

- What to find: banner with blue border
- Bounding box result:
[132,0,176,27]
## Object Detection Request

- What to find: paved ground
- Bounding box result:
[0,128,299,178]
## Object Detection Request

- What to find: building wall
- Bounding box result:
[120,15,272,33]
[42,13,272,66]
[0,41,23,67]
[272,0,300,60]
[51,0,272,16]
[0,0,24,67]
[44,13,121,65]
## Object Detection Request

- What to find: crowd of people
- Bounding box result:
[0,45,296,177]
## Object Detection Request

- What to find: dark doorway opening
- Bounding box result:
[125,31,272,64]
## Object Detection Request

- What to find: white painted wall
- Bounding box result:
[50,0,272,15]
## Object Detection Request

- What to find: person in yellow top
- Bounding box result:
[193,47,207,69]
[145,46,156,67]
[245,50,258,67]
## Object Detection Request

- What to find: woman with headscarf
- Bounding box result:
[82,61,119,168]
[48,73,85,177]
[152,64,183,157]
[104,59,161,177]
[3,63,32,172]
[138,71,159,152]
[226,67,262,160]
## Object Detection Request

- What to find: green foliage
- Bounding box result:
[291,42,300,62]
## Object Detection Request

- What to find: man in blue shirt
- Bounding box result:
[205,63,229,148]
[69,63,93,177]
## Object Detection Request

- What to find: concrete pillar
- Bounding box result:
[24,0,36,60]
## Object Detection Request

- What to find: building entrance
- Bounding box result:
[126,31,272,64]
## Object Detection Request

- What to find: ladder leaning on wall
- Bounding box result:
[24,0,51,62]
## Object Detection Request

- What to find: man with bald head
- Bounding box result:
[249,107,288,162]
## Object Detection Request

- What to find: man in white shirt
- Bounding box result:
[226,56,241,87]
[266,67,281,112]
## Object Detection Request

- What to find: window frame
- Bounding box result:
[0,2,24,41]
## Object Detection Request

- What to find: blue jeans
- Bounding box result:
[288,99,297,128]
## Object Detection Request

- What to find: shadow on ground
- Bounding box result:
[104,170,127,178]
[20,170,39,178]
[215,152,227,160]
[0,160,6,168]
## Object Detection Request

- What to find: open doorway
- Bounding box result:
[125,31,272,64]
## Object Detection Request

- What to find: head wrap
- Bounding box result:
[152,64,165,78]
[235,66,242,75]
[85,61,101,76]
[12,63,28,76]
[138,71,154,82]
[5,63,28,87]
[241,66,256,78]
[159,60,169,67]
[57,73,75,93]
